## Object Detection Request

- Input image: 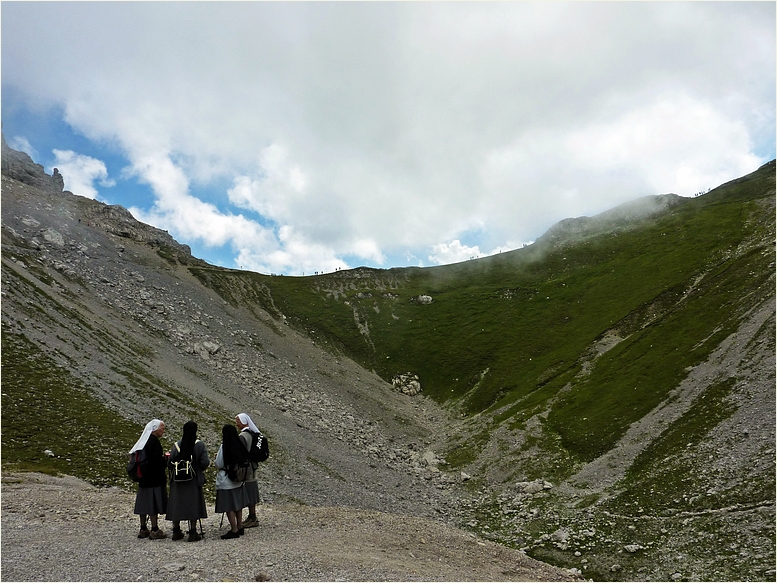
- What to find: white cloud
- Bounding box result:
[227,144,308,219]
[429,240,482,265]
[126,150,348,274]
[51,150,114,200]
[1,2,773,273]
[9,136,37,160]
[428,239,531,266]
[348,238,385,266]
[235,225,348,276]
[477,93,764,241]
[561,95,762,196]
[126,153,278,254]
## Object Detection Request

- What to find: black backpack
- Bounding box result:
[248,430,269,463]
[126,449,149,482]
[171,441,198,482]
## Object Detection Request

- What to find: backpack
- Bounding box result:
[126,449,148,482]
[171,441,198,482]
[248,430,269,463]
[226,459,251,483]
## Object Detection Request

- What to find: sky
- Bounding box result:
[2,2,774,275]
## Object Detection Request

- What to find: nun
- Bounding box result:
[215,424,249,539]
[130,419,168,539]
[235,413,262,528]
[166,420,209,542]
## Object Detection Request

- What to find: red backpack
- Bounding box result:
[126,449,148,482]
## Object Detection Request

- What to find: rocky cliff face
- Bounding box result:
[1,134,65,195]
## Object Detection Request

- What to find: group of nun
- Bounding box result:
[129,413,263,541]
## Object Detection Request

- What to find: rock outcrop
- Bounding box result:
[1,133,65,195]
[392,372,423,395]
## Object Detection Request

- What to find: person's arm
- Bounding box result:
[197,441,210,471]
[215,444,225,470]
[168,442,180,467]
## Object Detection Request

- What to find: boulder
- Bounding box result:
[421,450,440,467]
[392,373,422,396]
[624,544,643,553]
[410,295,433,304]
[516,479,552,494]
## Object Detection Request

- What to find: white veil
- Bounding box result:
[129,419,163,453]
[237,413,260,433]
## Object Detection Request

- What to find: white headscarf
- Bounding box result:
[237,413,260,433]
[129,419,163,453]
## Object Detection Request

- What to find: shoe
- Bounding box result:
[242,517,260,528]
[238,528,245,536]
[172,528,184,541]
[149,529,167,540]
[138,528,150,539]
[187,530,201,542]
[221,530,240,540]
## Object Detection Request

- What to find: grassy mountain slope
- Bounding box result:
[192,161,774,468]
[189,161,775,580]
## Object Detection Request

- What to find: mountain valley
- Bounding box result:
[2,136,774,581]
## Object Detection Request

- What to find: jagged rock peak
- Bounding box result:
[2,133,194,260]
[1,132,65,195]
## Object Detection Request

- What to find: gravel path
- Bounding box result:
[1,472,582,582]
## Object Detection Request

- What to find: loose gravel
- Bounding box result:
[1,472,582,582]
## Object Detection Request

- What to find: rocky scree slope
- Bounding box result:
[0,137,475,530]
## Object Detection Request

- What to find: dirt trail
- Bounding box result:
[1,472,582,582]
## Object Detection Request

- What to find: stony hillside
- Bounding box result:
[2,134,774,581]
[0,135,471,522]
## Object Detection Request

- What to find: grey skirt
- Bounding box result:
[134,485,168,516]
[215,486,247,513]
[166,480,208,521]
[244,480,260,506]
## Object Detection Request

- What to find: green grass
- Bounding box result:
[444,428,491,468]
[547,242,774,461]
[1,327,145,488]
[184,161,774,472]
[1,326,231,501]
